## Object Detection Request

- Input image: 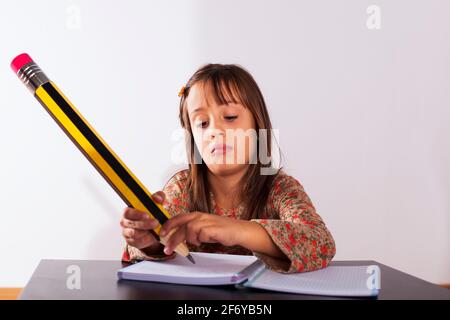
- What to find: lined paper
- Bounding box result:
[246,265,380,297]
[118,252,257,285]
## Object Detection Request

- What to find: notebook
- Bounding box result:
[117,252,380,297]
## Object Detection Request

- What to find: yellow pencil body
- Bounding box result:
[11,53,193,263]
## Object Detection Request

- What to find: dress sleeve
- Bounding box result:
[251,173,336,273]
[121,170,190,263]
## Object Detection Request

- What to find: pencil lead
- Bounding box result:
[187,254,196,264]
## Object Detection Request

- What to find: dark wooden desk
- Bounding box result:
[19,260,450,300]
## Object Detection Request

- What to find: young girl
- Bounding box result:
[120,64,336,273]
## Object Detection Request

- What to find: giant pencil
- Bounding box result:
[11,53,194,264]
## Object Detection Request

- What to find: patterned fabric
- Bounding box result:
[122,169,336,273]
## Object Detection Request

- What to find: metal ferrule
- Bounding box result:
[16,62,50,93]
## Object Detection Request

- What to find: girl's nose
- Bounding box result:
[206,119,226,139]
[208,128,225,141]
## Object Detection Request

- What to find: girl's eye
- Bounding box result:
[196,121,208,128]
[195,116,237,128]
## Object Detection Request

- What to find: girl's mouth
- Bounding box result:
[211,143,233,155]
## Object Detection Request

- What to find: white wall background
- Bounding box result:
[0,0,448,287]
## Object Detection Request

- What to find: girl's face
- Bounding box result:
[186,81,257,176]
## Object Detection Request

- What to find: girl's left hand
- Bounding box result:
[160,212,248,255]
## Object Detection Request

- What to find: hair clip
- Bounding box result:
[178,85,186,97]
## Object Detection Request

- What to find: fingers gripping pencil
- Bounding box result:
[11,53,195,264]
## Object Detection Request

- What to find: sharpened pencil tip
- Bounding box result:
[187,254,195,264]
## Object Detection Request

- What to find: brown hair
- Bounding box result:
[178,63,282,220]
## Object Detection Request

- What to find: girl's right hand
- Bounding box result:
[120,191,166,250]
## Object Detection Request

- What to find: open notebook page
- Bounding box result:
[245,265,380,297]
[118,252,258,285]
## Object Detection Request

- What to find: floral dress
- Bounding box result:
[122,169,336,274]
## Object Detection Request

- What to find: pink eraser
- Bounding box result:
[11,53,33,74]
